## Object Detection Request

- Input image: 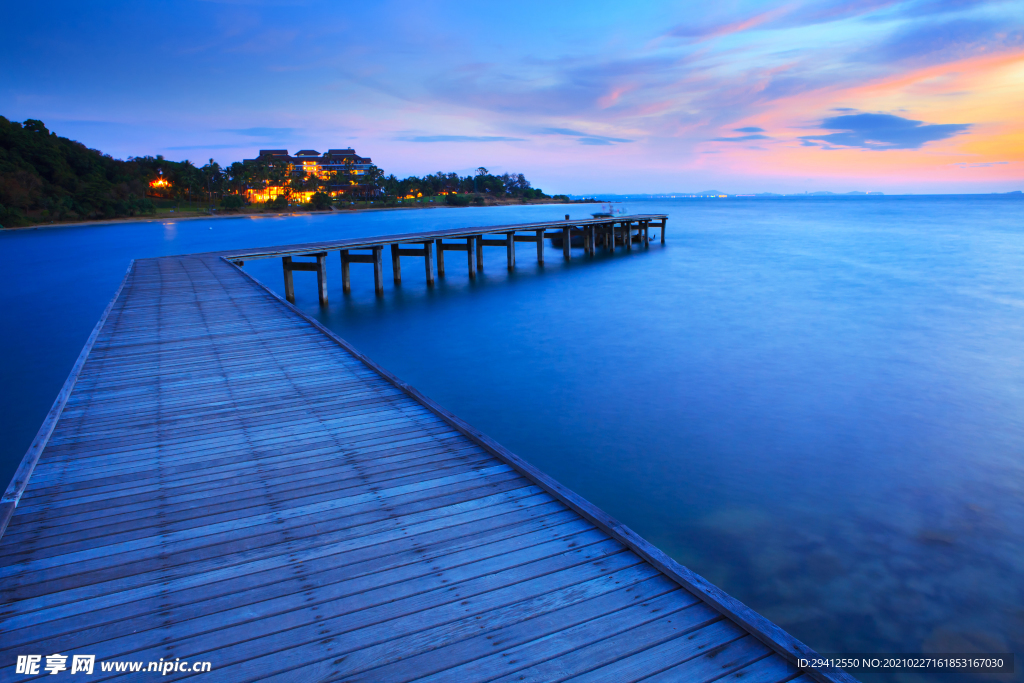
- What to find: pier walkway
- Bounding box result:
[223,214,669,301]
[0,222,852,682]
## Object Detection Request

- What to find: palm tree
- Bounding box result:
[363,165,384,201]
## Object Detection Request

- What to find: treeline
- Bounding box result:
[0,117,160,227]
[0,117,565,227]
[379,168,556,203]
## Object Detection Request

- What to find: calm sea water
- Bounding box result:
[2,197,1022,681]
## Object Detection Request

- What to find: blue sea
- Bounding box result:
[2,196,1022,681]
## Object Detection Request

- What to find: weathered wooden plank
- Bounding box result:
[341,253,377,264]
[358,581,700,683]
[569,622,750,682]
[11,452,498,552]
[285,261,320,272]
[715,655,800,683]
[0,464,513,579]
[149,545,640,683]
[9,507,586,653]
[12,440,490,525]
[639,636,776,683]
[2,481,545,611]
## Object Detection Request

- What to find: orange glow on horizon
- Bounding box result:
[702,49,1024,185]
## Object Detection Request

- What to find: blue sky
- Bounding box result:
[1,0,1021,193]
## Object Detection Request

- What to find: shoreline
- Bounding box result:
[3,199,595,233]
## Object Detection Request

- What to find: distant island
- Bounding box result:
[578,190,1021,200]
[578,190,886,199]
[0,117,575,229]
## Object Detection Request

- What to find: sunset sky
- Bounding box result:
[2,0,1021,194]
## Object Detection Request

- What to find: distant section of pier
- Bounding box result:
[223,213,668,301]
[0,216,855,682]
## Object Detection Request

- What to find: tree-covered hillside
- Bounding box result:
[0,117,162,226]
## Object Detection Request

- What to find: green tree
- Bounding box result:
[310,192,331,210]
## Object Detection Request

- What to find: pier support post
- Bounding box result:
[372,246,384,295]
[610,224,616,251]
[643,221,650,248]
[626,222,633,251]
[424,241,434,286]
[390,244,402,284]
[562,226,571,261]
[506,232,516,270]
[340,250,351,292]
[536,229,544,264]
[436,239,445,278]
[315,253,328,306]
[661,219,666,244]
[467,237,475,278]
[476,235,484,273]
[283,256,295,302]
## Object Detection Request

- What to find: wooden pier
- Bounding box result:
[241,214,668,303]
[0,218,854,682]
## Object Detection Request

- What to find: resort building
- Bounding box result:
[244,148,373,203]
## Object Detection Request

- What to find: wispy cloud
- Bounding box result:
[711,134,772,142]
[397,135,525,143]
[954,160,1010,167]
[221,127,297,138]
[870,18,1024,64]
[801,112,971,149]
[540,128,633,145]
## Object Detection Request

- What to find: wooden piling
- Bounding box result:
[340,250,351,292]
[316,253,328,306]
[234,215,666,293]
[372,246,383,294]
[424,241,434,285]
[282,256,295,302]
[390,244,402,284]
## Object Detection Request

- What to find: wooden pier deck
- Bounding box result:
[221,214,670,302]
[0,226,853,681]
